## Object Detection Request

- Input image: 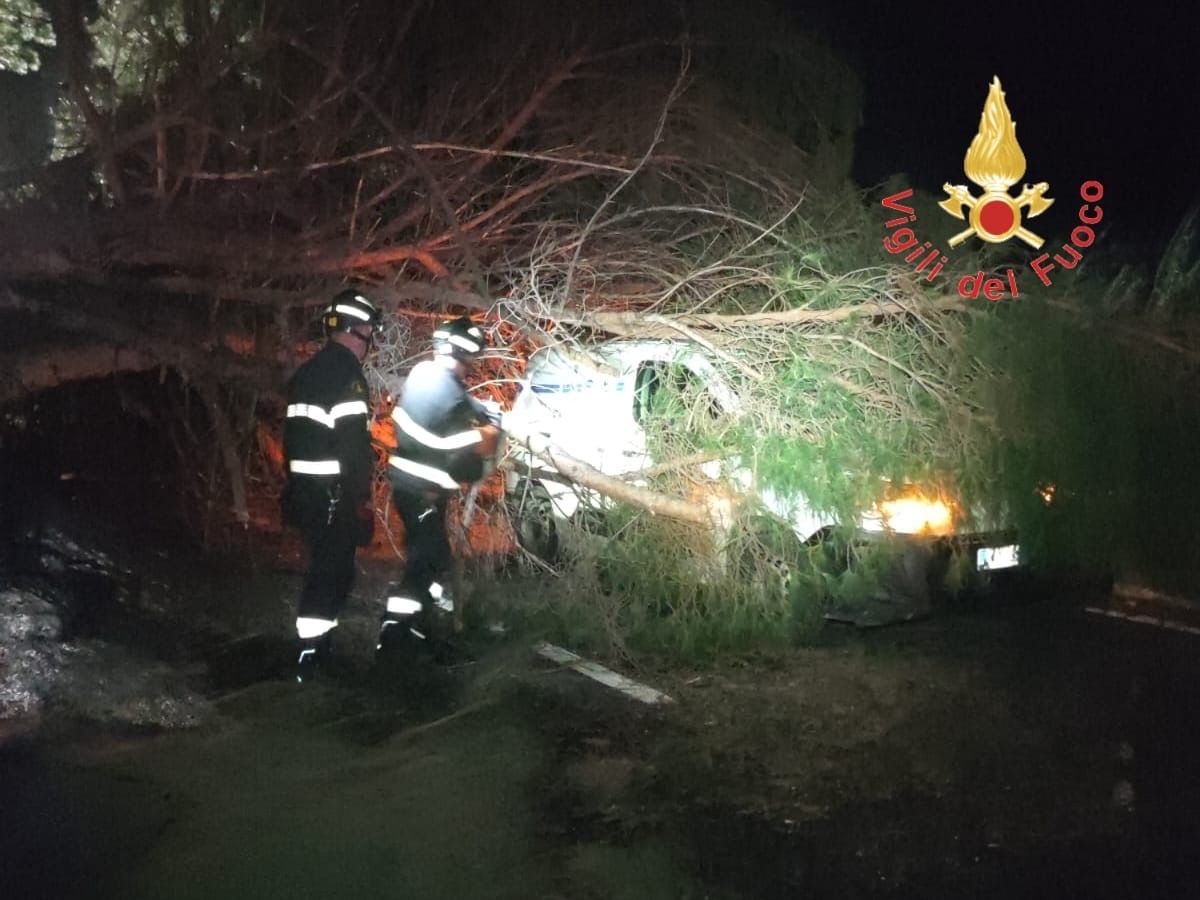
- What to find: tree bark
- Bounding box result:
[0,344,160,405]
[504,421,714,526]
[0,288,288,401]
[568,294,970,333]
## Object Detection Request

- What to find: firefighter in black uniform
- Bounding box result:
[282,290,382,681]
[377,316,501,652]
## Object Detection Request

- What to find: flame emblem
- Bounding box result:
[940,77,1053,248]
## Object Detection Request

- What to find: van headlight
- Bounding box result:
[862,488,956,536]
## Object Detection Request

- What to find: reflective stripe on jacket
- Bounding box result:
[283,341,374,505]
[388,358,489,491]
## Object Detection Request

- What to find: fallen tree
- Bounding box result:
[2,0,1198,603]
[1,0,866,541]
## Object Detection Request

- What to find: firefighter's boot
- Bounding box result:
[295,632,333,684]
[375,587,427,660]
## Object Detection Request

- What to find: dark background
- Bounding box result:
[4,2,1193,257]
[795,0,1198,256]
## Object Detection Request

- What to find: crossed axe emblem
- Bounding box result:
[939,182,1054,249]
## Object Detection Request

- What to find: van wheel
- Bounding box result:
[507,481,559,563]
[731,516,805,598]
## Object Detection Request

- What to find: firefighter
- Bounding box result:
[282,290,382,682]
[378,316,501,653]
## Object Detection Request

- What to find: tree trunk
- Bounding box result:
[0,345,160,405]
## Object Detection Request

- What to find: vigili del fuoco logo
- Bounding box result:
[881,76,1105,301]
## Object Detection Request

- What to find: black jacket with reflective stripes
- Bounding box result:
[388,358,491,492]
[283,342,374,521]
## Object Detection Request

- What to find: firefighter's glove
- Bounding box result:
[475,423,503,458]
[353,499,375,546]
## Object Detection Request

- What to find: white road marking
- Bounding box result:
[1112,582,1200,611]
[1085,606,1200,637]
[534,642,673,705]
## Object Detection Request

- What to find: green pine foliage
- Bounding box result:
[0,0,54,74]
[540,199,1200,661]
[968,288,1200,589]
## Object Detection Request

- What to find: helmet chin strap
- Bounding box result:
[333,327,373,359]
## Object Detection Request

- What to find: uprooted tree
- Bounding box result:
[4,0,1200,630]
[1,0,869,523]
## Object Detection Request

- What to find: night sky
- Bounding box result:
[795,0,1199,257]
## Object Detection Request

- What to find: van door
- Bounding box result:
[606,361,657,477]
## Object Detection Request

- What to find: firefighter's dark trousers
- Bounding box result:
[392,486,451,601]
[297,517,359,623]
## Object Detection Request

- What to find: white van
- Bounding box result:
[502,339,1021,623]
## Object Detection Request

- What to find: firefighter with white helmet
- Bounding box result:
[378,315,502,654]
[282,289,382,682]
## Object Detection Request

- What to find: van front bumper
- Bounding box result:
[857,527,1020,570]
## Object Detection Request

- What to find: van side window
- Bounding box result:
[633,362,665,424]
[633,361,721,426]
